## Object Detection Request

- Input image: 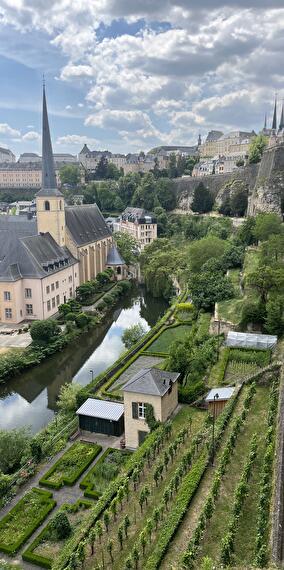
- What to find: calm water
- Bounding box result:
[0,286,167,433]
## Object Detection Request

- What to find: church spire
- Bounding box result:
[272,95,277,131]
[279,103,284,131]
[37,83,62,196]
[264,113,267,130]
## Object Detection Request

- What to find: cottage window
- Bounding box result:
[5,308,12,319]
[138,402,146,419]
[25,288,32,298]
[4,291,11,301]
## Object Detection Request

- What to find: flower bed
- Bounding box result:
[22,499,92,569]
[0,488,56,555]
[80,448,132,499]
[39,442,102,489]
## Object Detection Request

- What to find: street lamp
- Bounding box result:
[211,392,219,466]
[90,369,94,382]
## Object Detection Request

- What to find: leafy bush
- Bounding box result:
[50,512,72,540]
[0,427,31,475]
[74,312,91,329]
[0,488,56,554]
[30,319,60,345]
[39,442,102,489]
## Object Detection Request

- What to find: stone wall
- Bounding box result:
[174,164,259,212]
[247,143,284,215]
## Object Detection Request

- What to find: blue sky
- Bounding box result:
[0,1,283,158]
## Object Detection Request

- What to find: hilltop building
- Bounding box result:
[0,86,117,324]
[200,130,255,158]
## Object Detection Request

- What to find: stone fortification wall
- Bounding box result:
[173,164,258,212]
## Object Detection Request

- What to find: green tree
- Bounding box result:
[122,323,146,349]
[237,217,257,246]
[230,187,248,216]
[155,178,176,211]
[0,428,31,474]
[247,266,284,303]
[117,173,141,207]
[248,134,268,164]
[189,236,227,273]
[106,162,121,180]
[51,511,72,539]
[254,213,282,242]
[265,297,284,335]
[118,525,124,550]
[30,319,60,344]
[59,164,80,186]
[191,183,214,214]
[189,270,234,310]
[132,173,156,210]
[107,538,114,563]
[167,153,178,178]
[57,383,82,414]
[95,156,108,179]
[113,231,139,265]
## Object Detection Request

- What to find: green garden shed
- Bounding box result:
[76,398,125,436]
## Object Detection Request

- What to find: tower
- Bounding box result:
[36,84,65,247]
[272,95,277,131]
[197,133,202,147]
[279,103,284,131]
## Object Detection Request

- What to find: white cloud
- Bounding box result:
[78,103,84,107]
[56,134,99,146]
[65,104,72,110]
[0,123,21,137]
[22,130,41,141]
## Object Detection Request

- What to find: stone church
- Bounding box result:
[0,87,120,324]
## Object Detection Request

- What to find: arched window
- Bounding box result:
[44,200,50,211]
[59,200,62,210]
[117,266,121,275]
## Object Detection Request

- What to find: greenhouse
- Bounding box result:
[226,331,277,350]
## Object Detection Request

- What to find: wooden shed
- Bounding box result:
[76,398,124,436]
[205,387,235,416]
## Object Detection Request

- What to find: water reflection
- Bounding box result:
[0,286,167,432]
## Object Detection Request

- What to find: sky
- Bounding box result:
[0,1,284,157]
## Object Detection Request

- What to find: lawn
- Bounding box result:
[22,500,92,568]
[80,448,132,498]
[39,442,102,489]
[0,488,56,554]
[146,325,192,354]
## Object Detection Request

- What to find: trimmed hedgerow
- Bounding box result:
[39,442,102,489]
[0,488,56,555]
[22,499,92,569]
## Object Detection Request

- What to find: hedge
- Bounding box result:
[22,499,92,569]
[53,426,167,570]
[0,488,56,555]
[39,442,102,489]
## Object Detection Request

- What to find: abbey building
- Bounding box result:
[0,87,113,324]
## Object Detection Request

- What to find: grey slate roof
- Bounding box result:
[106,245,125,265]
[123,367,180,397]
[65,204,111,246]
[76,398,124,421]
[205,387,235,402]
[36,86,63,198]
[0,230,77,282]
[0,215,37,236]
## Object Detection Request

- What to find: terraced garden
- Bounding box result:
[145,325,192,355]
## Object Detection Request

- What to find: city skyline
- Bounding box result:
[0,2,283,155]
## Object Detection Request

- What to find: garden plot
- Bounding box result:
[22,499,92,568]
[109,355,164,392]
[0,488,56,555]
[39,442,102,489]
[80,448,132,499]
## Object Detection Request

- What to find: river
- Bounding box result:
[0,286,167,433]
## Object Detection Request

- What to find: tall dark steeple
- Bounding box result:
[272,96,277,131]
[37,83,62,196]
[264,113,267,130]
[279,103,284,131]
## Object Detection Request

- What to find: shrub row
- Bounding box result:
[220,433,258,566]
[53,425,168,570]
[180,382,257,568]
[22,499,92,569]
[39,443,102,489]
[0,488,56,555]
[254,382,279,568]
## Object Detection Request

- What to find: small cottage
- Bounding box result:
[76,398,124,436]
[205,387,235,416]
[123,367,179,448]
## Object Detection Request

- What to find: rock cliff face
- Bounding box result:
[247,143,284,215]
[174,143,284,216]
